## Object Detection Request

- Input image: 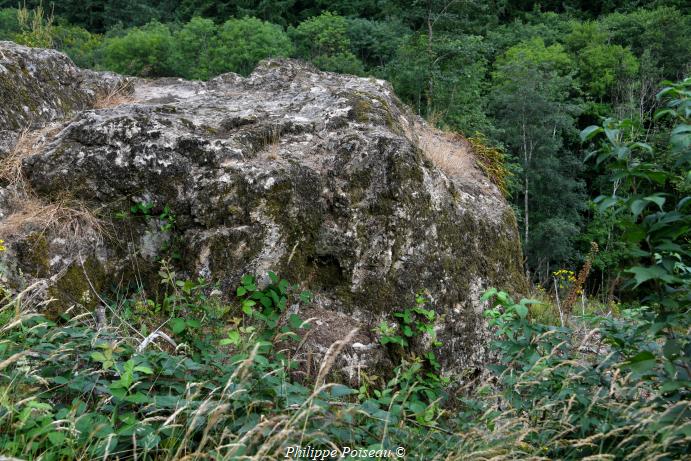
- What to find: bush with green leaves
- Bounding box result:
[290,11,364,75]
[480,288,689,459]
[0,7,19,40]
[581,78,690,308]
[210,17,293,77]
[170,16,216,80]
[466,76,690,459]
[51,23,103,68]
[375,292,449,407]
[100,21,174,77]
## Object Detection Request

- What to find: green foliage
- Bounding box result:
[2,3,691,458]
[481,288,690,458]
[290,11,364,74]
[51,23,103,68]
[211,17,293,77]
[345,17,410,70]
[12,2,53,48]
[387,32,492,134]
[170,16,216,80]
[601,6,691,77]
[576,43,639,99]
[291,11,350,60]
[116,200,180,260]
[468,133,511,196]
[581,78,690,308]
[495,37,573,75]
[374,292,449,407]
[0,272,459,459]
[490,37,584,277]
[100,21,174,77]
[234,271,311,333]
[0,8,19,40]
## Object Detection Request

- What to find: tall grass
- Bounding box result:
[0,272,687,460]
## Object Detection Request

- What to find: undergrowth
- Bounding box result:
[0,264,688,460]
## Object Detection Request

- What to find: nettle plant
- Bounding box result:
[375,292,449,407]
[223,272,312,351]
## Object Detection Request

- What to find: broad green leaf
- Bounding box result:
[170,318,186,334]
[644,194,666,210]
[595,195,619,211]
[580,125,603,142]
[220,330,241,346]
[330,384,355,397]
[90,352,107,362]
[626,266,677,287]
[630,199,648,218]
[133,366,153,375]
[48,432,66,446]
[515,304,528,319]
[625,351,656,375]
[288,314,306,330]
[124,393,150,404]
[480,288,497,302]
[242,299,256,315]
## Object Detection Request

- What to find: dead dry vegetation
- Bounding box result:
[415,124,476,179]
[0,125,108,243]
[92,82,137,109]
[0,84,137,242]
[0,124,61,189]
[410,122,510,196]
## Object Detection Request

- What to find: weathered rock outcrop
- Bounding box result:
[0,41,526,382]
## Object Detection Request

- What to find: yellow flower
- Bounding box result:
[0,239,6,252]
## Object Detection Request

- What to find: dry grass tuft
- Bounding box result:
[0,193,109,243]
[411,123,511,195]
[92,82,137,109]
[0,123,61,189]
[415,125,475,179]
[263,124,282,160]
[0,123,108,244]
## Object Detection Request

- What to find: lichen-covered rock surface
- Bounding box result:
[0,42,526,382]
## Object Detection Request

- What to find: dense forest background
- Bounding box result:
[1,0,689,297]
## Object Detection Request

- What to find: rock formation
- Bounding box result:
[0,41,526,382]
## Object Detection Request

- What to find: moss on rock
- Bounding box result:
[47,256,105,318]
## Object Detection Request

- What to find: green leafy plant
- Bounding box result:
[375,292,448,407]
[0,272,465,460]
[482,287,690,458]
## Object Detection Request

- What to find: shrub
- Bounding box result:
[100,21,174,77]
[290,12,365,74]
[481,288,690,459]
[52,23,102,68]
[170,16,217,80]
[210,17,293,77]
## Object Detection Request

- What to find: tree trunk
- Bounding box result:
[524,174,529,263]
[426,0,434,116]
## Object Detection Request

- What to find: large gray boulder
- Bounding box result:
[0,42,526,382]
